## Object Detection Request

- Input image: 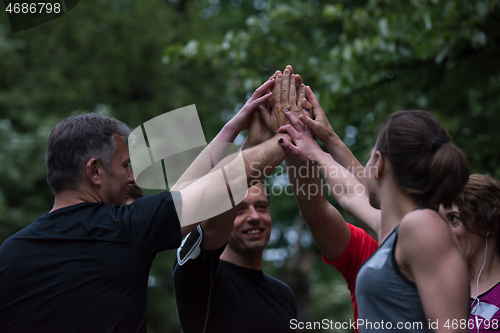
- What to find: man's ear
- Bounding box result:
[374,151,385,180]
[85,158,102,186]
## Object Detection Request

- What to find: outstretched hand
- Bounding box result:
[277,109,323,163]
[225,77,274,137]
[246,107,273,148]
[297,86,337,146]
[259,65,306,134]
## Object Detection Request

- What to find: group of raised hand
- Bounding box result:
[226,64,339,161]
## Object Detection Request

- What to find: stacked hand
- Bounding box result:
[278,110,324,163]
[239,64,337,155]
[225,77,275,139]
[296,86,338,147]
[244,65,305,145]
[260,65,306,133]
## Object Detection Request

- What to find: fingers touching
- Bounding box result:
[305,86,324,117]
[244,66,327,141]
[297,84,306,110]
[302,109,312,136]
[273,72,282,105]
[251,78,274,102]
[246,92,273,111]
[268,70,281,107]
[284,108,303,132]
[258,104,271,124]
[289,74,297,106]
[281,68,290,105]
[301,97,312,112]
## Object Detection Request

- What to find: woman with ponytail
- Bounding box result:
[279,108,470,333]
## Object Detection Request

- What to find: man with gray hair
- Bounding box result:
[0,113,181,333]
[0,76,292,332]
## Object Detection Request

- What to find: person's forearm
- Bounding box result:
[312,150,378,235]
[243,133,290,185]
[197,133,289,250]
[324,134,365,186]
[209,124,241,168]
[175,133,290,228]
[194,133,290,248]
[240,138,253,151]
[314,150,362,207]
[213,123,239,144]
[285,154,327,221]
[286,154,353,259]
[217,122,240,144]
[172,125,239,192]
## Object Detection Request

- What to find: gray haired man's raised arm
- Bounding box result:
[174,133,290,237]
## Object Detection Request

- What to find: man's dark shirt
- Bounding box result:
[173,226,297,333]
[0,191,181,333]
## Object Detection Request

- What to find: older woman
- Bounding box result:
[440,174,500,332]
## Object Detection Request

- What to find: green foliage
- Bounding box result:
[1,0,500,332]
[167,0,500,174]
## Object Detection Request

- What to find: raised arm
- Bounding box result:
[286,85,378,234]
[172,77,274,192]
[192,132,290,249]
[299,86,366,187]
[279,111,380,238]
[287,149,352,260]
[284,87,379,235]
[175,75,292,245]
[269,66,352,260]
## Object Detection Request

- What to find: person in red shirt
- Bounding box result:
[322,223,378,330]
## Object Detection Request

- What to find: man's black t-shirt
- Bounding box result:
[0,191,182,333]
[172,226,297,333]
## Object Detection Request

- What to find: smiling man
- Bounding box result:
[173,181,297,333]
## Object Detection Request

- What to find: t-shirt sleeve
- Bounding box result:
[279,279,298,318]
[172,226,226,333]
[119,191,182,256]
[322,223,378,293]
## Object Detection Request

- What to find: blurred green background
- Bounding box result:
[1,0,499,332]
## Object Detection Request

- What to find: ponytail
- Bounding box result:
[426,142,469,207]
[376,110,469,208]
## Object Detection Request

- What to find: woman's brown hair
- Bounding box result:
[456,174,500,238]
[376,110,469,208]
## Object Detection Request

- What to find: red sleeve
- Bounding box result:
[321,223,378,326]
